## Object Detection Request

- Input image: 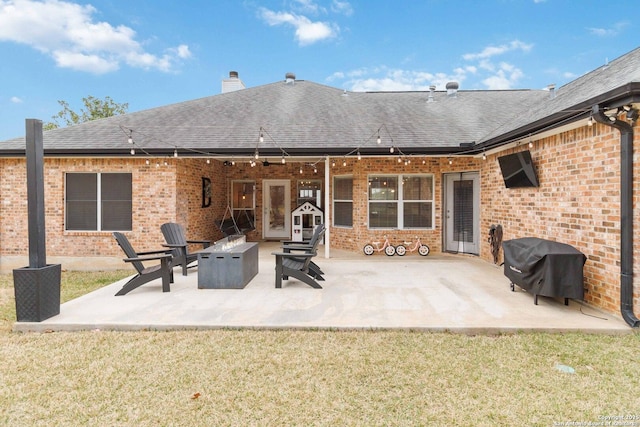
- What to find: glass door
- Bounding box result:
[263,179,291,239]
[444,172,479,254]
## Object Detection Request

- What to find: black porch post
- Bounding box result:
[13,119,61,322]
[25,119,47,268]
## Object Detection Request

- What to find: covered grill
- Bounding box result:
[502,237,587,305]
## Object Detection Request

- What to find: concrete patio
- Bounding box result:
[13,242,631,334]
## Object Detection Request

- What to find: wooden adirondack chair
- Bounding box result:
[113,232,174,296]
[160,223,210,276]
[273,223,325,288]
[272,251,322,289]
[281,223,325,280]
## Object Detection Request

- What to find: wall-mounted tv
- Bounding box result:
[498,150,539,188]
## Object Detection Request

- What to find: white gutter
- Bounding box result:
[324,155,330,258]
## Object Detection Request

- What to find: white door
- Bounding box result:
[444,172,480,254]
[263,179,291,239]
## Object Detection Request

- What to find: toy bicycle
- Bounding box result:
[395,236,430,256]
[363,235,396,256]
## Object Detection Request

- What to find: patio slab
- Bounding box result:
[13,243,631,334]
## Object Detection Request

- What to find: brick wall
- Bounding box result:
[0,158,197,261]
[1,120,638,318]
[479,121,639,317]
[329,155,482,252]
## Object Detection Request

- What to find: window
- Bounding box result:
[65,173,132,231]
[333,176,353,227]
[297,180,321,207]
[368,174,433,229]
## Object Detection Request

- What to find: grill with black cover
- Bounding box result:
[502,237,586,305]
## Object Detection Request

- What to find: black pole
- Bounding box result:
[592,105,639,327]
[25,119,47,268]
[13,118,60,322]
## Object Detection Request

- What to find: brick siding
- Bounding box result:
[0,120,638,317]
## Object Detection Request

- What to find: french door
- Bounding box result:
[444,172,480,254]
[263,179,291,239]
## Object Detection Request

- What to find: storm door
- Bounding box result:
[263,179,291,239]
[444,172,480,254]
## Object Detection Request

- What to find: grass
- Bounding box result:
[1,272,639,426]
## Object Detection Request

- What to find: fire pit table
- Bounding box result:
[197,236,258,289]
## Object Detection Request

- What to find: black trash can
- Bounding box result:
[502,238,586,305]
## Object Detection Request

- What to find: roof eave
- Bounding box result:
[476,82,640,152]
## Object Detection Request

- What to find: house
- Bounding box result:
[1,48,639,326]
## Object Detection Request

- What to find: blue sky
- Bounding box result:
[0,0,637,140]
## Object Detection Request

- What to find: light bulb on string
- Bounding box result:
[173,149,178,158]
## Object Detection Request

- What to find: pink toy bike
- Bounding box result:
[395,236,430,256]
[363,235,396,256]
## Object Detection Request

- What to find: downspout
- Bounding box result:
[592,104,640,327]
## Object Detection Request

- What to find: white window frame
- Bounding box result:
[367,173,434,230]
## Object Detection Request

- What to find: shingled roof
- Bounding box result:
[2,47,640,158]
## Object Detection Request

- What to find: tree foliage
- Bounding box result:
[44,96,128,130]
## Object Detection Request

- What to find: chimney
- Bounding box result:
[221,71,246,93]
[547,83,556,99]
[446,81,459,98]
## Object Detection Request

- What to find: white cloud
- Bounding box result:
[0,0,191,74]
[10,96,23,103]
[587,22,628,37]
[332,66,466,92]
[258,7,339,46]
[481,63,524,90]
[328,38,532,92]
[331,0,353,16]
[462,40,533,61]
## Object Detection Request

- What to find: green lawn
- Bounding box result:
[1,272,639,426]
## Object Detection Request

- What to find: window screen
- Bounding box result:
[333,176,353,227]
[66,173,132,231]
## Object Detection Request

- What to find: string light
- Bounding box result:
[357,150,361,160]
[127,132,133,144]
[448,157,453,165]
[281,155,286,164]
[528,134,533,148]
[173,148,178,158]
[482,151,487,161]
[377,131,381,144]
[130,147,135,155]
[390,146,395,154]
[342,158,346,167]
